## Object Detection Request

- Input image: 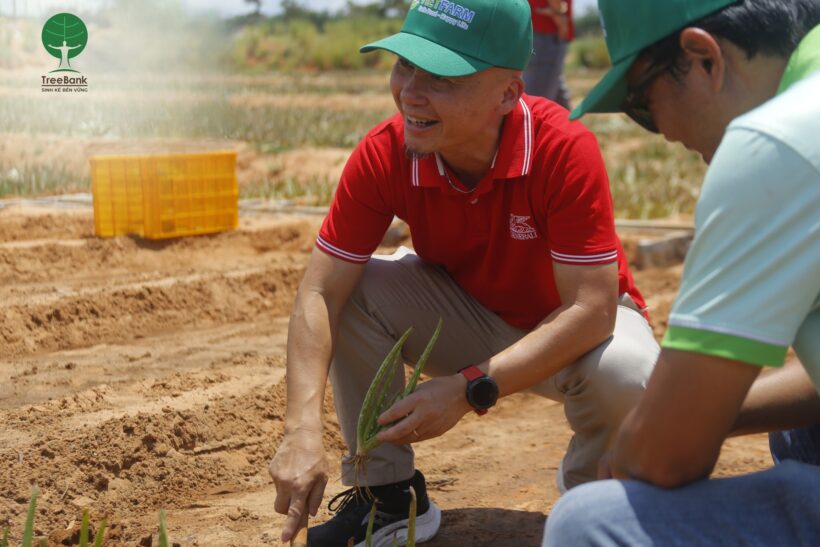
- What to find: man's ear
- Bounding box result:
[500,71,525,115]
[679,27,725,93]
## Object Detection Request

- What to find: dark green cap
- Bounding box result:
[570,0,739,120]
[360,0,533,77]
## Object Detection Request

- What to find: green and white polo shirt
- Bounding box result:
[662,25,820,392]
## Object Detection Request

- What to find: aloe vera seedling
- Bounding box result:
[407,486,417,547]
[79,509,107,547]
[364,503,377,547]
[22,487,38,547]
[158,510,169,547]
[361,485,418,547]
[355,318,443,460]
[11,489,132,547]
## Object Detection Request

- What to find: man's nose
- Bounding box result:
[400,71,428,106]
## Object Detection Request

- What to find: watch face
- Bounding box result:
[468,377,499,409]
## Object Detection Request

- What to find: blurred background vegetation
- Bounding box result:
[228,0,612,72]
[0,0,704,218]
[0,0,611,73]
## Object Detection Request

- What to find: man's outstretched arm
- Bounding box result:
[733,358,820,436]
[606,349,761,488]
[269,247,365,542]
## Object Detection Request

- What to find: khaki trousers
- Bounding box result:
[329,249,659,490]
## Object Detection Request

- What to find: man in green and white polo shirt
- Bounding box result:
[542,0,820,545]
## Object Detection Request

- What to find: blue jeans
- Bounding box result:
[770,424,820,465]
[523,32,571,109]
[542,426,820,546]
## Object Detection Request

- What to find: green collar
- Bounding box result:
[778,24,820,94]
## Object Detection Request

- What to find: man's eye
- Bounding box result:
[399,58,413,69]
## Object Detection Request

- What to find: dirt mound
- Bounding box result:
[0,211,94,242]
[1,366,344,544]
[0,265,302,357]
[0,212,322,358]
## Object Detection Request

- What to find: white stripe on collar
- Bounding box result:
[434,152,445,176]
[518,98,533,176]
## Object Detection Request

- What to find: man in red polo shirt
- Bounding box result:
[270,1,658,545]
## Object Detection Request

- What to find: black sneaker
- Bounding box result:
[308,470,441,547]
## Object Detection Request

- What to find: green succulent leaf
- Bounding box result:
[22,488,39,547]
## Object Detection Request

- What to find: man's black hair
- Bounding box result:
[642,0,820,80]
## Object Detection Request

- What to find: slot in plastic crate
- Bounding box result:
[91,151,238,239]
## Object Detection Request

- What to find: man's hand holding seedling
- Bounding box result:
[375,373,472,445]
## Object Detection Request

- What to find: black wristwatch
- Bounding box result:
[459,365,499,415]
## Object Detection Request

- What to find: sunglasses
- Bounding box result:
[622,62,669,133]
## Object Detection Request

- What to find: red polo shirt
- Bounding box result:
[317,94,645,330]
[528,0,575,41]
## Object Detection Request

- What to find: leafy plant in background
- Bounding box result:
[232,15,403,71]
[0,163,87,198]
[568,37,611,69]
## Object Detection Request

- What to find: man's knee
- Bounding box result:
[543,481,635,546]
[542,488,592,546]
[558,325,658,419]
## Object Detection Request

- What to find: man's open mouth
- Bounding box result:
[406,115,439,128]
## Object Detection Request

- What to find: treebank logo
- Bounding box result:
[41,12,89,93]
[411,0,476,30]
[42,13,87,72]
[42,75,88,86]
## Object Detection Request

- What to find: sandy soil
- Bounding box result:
[0,205,772,546]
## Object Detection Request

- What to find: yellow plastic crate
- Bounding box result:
[91,151,238,239]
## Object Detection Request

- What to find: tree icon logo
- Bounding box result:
[42,13,88,73]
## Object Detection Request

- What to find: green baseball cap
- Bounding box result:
[569,0,738,120]
[360,0,533,77]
